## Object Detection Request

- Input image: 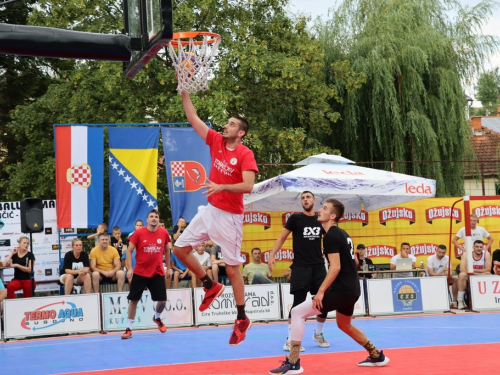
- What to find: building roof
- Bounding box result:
[466,116,500,177]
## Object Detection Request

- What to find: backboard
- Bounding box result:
[123,0,173,77]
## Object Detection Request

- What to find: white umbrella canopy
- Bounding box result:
[293,153,355,166]
[244,161,436,213]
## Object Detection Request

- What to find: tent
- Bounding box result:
[244,155,436,212]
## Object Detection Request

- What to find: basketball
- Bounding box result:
[176,52,199,74]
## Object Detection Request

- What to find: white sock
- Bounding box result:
[127,319,134,329]
[155,312,162,319]
[315,320,325,335]
[458,291,465,300]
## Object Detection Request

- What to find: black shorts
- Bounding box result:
[216,265,227,276]
[101,276,115,284]
[128,274,166,302]
[290,265,326,295]
[319,288,359,316]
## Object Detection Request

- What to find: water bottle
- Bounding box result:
[363,262,368,272]
[420,261,424,269]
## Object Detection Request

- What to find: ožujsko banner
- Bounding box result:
[242,197,500,277]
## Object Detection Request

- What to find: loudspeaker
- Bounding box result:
[20,198,44,233]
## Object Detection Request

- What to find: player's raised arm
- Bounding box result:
[181,91,209,140]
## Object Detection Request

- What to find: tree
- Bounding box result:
[475,68,500,115]
[315,0,500,197]
[1,0,349,223]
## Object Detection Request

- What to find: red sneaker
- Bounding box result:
[121,328,132,339]
[153,316,167,333]
[199,282,225,311]
[229,315,252,346]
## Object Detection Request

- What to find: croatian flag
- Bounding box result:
[108,127,159,233]
[55,126,104,229]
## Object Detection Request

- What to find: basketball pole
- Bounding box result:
[29,232,35,296]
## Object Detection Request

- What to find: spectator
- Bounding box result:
[90,233,125,293]
[192,243,212,287]
[110,226,124,259]
[283,268,292,283]
[452,214,493,255]
[492,248,500,275]
[158,219,166,228]
[60,238,91,295]
[205,240,214,254]
[171,250,190,288]
[128,220,144,240]
[389,242,416,278]
[0,279,6,314]
[243,247,272,284]
[426,244,458,308]
[210,243,227,283]
[87,223,108,246]
[5,236,36,298]
[172,217,186,242]
[457,240,492,309]
[356,244,377,279]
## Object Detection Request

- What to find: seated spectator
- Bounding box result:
[426,244,458,307]
[389,242,416,278]
[205,240,214,254]
[210,243,227,283]
[243,247,273,284]
[0,278,6,314]
[356,244,377,279]
[457,240,492,309]
[171,250,190,288]
[60,238,91,295]
[87,223,108,246]
[192,243,212,287]
[5,236,36,298]
[283,268,292,283]
[492,248,500,275]
[110,226,124,266]
[90,233,125,293]
[172,217,186,243]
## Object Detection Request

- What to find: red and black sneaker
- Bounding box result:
[153,316,167,333]
[199,281,225,312]
[229,315,252,346]
[121,328,132,339]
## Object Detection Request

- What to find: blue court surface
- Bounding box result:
[1,312,499,374]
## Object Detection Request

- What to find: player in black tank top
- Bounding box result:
[269,199,389,375]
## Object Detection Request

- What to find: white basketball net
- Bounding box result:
[168,32,221,94]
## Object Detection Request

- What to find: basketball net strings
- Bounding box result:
[168,36,221,94]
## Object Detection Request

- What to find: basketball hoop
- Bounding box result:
[167,31,221,94]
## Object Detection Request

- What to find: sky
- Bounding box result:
[287,0,500,102]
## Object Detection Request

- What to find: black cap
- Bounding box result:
[357,244,365,249]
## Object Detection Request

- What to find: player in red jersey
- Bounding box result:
[121,209,172,339]
[173,90,258,346]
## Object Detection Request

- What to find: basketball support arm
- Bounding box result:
[0,23,135,61]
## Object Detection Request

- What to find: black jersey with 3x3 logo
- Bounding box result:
[285,213,324,267]
[323,225,360,297]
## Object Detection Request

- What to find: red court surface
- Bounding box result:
[62,342,499,375]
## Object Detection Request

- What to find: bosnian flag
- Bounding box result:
[55,126,104,229]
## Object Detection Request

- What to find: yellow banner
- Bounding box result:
[242,197,500,277]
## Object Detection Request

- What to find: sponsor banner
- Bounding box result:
[4,294,101,339]
[0,200,64,282]
[194,284,280,325]
[244,212,271,229]
[102,289,193,331]
[470,275,500,311]
[280,282,365,319]
[242,198,500,278]
[367,277,448,315]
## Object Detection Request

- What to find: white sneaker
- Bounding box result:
[283,339,305,352]
[457,298,467,310]
[312,331,330,348]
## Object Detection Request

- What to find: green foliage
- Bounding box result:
[475,67,500,115]
[1,0,344,225]
[315,0,500,197]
